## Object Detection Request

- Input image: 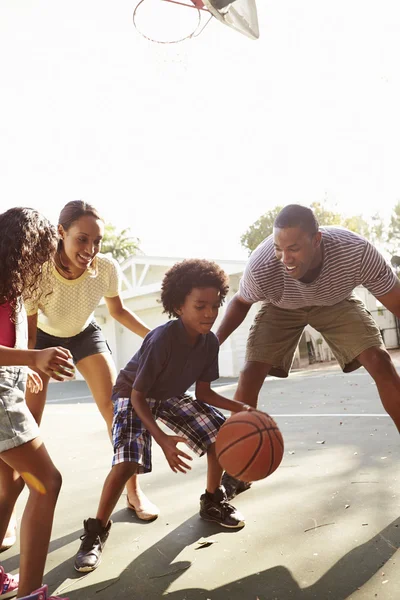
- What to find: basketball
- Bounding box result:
[216,410,284,482]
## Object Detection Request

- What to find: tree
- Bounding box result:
[240,205,284,255]
[101,223,142,263]
[240,202,385,254]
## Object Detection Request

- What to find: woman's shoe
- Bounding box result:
[126,496,160,521]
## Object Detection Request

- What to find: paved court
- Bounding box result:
[2,364,399,599]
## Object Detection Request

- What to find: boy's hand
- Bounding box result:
[33,347,75,381]
[159,435,193,474]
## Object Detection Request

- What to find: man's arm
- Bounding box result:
[375,279,400,319]
[216,293,253,345]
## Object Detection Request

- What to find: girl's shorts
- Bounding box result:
[0,366,39,453]
[35,320,112,364]
[111,394,226,473]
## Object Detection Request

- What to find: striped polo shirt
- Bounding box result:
[239,227,397,309]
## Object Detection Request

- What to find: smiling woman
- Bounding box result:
[14,200,161,528]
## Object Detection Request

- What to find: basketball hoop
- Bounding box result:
[133,0,212,44]
[133,0,259,43]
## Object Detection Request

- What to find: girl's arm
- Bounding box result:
[195,380,252,413]
[0,345,74,380]
[105,295,150,338]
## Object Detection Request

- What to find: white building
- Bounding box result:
[92,255,399,378]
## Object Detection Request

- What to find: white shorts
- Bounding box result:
[0,366,39,453]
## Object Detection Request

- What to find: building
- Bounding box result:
[90,255,399,379]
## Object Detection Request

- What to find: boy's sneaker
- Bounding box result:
[200,486,245,528]
[18,584,69,599]
[0,566,18,599]
[221,472,252,500]
[74,518,112,572]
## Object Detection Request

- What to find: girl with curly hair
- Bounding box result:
[0,207,74,599]
[23,201,158,525]
[73,259,253,573]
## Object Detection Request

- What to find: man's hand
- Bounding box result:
[158,434,193,474]
[33,347,75,381]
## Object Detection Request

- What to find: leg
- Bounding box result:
[0,461,24,548]
[77,353,159,519]
[96,462,138,526]
[357,346,400,433]
[233,360,273,406]
[1,438,62,597]
[25,371,50,425]
[206,442,223,494]
[200,443,245,529]
[3,371,50,553]
[74,462,138,573]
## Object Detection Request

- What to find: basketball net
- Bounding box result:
[133,0,259,44]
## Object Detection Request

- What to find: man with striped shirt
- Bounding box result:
[217,204,400,500]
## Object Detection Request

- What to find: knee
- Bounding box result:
[360,347,395,379]
[28,468,62,499]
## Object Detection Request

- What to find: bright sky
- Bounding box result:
[1,0,400,260]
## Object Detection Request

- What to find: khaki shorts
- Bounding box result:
[246,296,383,378]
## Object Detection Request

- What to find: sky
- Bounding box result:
[1,0,400,260]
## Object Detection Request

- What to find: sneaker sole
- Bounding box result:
[74,559,101,573]
[200,514,245,529]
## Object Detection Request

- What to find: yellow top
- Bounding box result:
[24,254,121,338]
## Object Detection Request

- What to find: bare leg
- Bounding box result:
[233,360,272,407]
[96,463,138,527]
[25,371,50,425]
[2,375,50,550]
[1,438,62,597]
[0,463,24,546]
[206,443,223,493]
[357,346,400,433]
[77,352,158,516]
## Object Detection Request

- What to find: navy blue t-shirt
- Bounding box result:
[112,318,219,401]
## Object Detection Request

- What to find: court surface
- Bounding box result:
[2,364,399,599]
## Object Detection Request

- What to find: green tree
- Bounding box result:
[240,202,384,254]
[101,223,142,263]
[240,205,284,254]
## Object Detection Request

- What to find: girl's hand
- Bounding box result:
[159,435,193,474]
[27,368,43,394]
[33,347,75,381]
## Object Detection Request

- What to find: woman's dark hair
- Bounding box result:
[56,200,104,275]
[161,259,229,318]
[0,207,57,321]
[274,204,319,236]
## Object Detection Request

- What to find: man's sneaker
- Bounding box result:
[200,486,245,528]
[0,566,18,599]
[221,472,252,501]
[74,518,111,572]
[18,584,69,599]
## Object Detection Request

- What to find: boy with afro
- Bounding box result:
[74,259,253,572]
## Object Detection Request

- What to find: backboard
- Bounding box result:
[203,0,259,40]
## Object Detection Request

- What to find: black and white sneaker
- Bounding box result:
[221,472,252,501]
[74,518,112,572]
[200,486,245,529]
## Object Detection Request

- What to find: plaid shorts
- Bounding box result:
[112,394,226,473]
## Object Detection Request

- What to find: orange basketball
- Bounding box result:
[216,410,284,482]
